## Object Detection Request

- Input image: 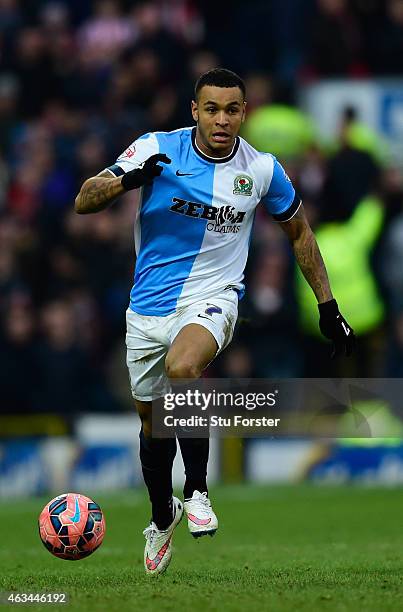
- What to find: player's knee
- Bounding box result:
[165,358,201,380]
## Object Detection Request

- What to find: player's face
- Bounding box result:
[191,85,246,157]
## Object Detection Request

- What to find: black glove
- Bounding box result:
[318,298,355,358]
[121,153,171,191]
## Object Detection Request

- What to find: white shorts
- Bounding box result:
[126,288,239,401]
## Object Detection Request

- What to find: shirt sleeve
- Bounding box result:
[261,156,301,222]
[104,133,159,177]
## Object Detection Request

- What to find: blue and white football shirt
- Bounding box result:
[106,127,300,316]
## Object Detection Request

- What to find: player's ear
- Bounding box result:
[191,100,198,122]
[241,101,247,123]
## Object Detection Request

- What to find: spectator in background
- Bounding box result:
[308,0,367,77]
[35,300,91,413]
[159,0,204,46]
[78,0,136,68]
[0,75,19,156]
[368,0,403,75]
[214,344,257,379]
[0,293,38,412]
[237,226,302,378]
[378,172,403,376]
[296,108,386,378]
[13,26,57,118]
[128,1,187,78]
[126,47,162,110]
[78,210,132,332]
[0,214,41,306]
[35,299,121,413]
[381,210,403,316]
[320,107,381,222]
[0,0,22,68]
[0,245,21,307]
[39,4,77,107]
[297,192,385,377]
[75,133,109,187]
[243,73,273,113]
[176,49,221,125]
[98,66,149,153]
[297,144,326,206]
[385,312,403,377]
[242,103,315,160]
[201,0,276,75]
[7,123,56,224]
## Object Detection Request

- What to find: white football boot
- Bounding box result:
[184,490,218,538]
[143,496,183,576]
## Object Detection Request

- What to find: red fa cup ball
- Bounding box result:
[38,493,106,560]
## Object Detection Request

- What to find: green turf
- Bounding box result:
[0,485,402,611]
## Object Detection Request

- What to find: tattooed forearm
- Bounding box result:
[280,206,333,304]
[293,227,333,303]
[74,170,125,214]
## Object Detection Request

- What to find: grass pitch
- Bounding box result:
[0,484,402,611]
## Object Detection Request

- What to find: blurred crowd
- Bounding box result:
[1,0,403,414]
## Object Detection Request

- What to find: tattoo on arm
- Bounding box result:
[74,169,125,214]
[280,206,333,303]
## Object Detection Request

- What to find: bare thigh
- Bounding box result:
[165,323,218,379]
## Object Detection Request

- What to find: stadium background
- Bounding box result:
[1,0,403,497]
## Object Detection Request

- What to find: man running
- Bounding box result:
[75,68,354,575]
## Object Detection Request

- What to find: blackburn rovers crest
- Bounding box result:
[233,174,253,196]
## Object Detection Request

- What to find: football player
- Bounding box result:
[75,68,355,575]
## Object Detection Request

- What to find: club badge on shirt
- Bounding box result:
[233,175,253,196]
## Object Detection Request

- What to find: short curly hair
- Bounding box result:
[194,68,246,100]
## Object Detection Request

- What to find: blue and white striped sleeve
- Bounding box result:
[105,133,159,177]
[261,156,301,222]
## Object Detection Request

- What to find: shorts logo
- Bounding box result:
[197,304,222,320]
[233,175,253,196]
[205,304,222,316]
